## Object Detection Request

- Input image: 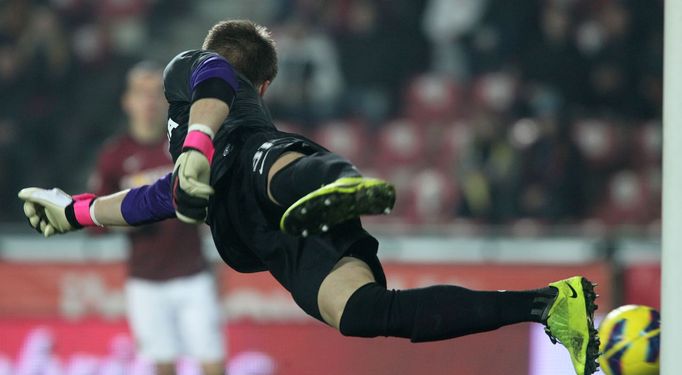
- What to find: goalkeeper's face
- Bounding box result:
[122,71,167,137]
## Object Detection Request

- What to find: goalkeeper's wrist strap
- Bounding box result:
[66,193,100,228]
[183,124,215,163]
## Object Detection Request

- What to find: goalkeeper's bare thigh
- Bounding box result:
[317,256,377,328]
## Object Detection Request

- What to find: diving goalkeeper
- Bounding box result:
[18,20,600,375]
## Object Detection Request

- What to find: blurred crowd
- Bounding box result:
[0,0,663,234]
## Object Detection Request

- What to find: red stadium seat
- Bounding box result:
[471,72,519,113]
[572,118,621,168]
[404,74,462,124]
[594,170,656,226]
[374,118,426,171]
[401,168,458,224]
[312,120,369,167]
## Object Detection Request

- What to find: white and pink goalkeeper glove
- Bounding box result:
[18,187,100,237]
[171,124,216,224]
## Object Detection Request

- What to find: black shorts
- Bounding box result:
[209,128,386,322]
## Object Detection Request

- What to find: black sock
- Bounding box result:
[339,283,557,342]
[269,152,360,207]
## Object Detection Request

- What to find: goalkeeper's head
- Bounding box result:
[202,20,278,94]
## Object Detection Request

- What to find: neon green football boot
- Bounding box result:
[544,276,600,375]
[280,176,395,237]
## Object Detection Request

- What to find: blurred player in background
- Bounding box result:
[19,20,599,375]
[88,62,225,375]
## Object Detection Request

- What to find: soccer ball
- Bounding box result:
[598,305,660,375]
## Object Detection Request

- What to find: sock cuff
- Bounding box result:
[339,282,384,337]
[532,287,559,323]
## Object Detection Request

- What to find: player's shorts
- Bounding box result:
[126,271,225,363]
[210,128,387,323]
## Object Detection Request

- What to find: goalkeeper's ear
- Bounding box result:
[258,80,271,97]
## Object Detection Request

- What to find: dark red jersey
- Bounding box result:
[90,133,207,281]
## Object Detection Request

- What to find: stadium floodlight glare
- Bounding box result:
[661,1,682,374]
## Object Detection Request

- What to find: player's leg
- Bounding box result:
[126,279,179,375]
[317,256,378,328]
[318,257,557,335]
[174,272,225,375]
[266,150,395,236]
[318,257,599,374]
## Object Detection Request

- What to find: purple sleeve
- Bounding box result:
[121,173,176,226]
[190,54,239,94]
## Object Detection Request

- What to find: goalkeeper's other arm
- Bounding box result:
[18,173,177,237]
[171,98,229,223]
[171,53,236,223]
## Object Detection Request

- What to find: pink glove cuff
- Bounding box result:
[183,131,215,164]
[72,193,97,227]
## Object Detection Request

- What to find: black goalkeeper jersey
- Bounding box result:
[163,49,276,185]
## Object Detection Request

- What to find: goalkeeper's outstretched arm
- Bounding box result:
[18,173,177,237]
